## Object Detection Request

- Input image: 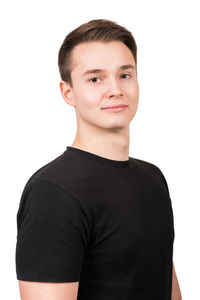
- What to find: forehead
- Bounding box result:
[71,41,135,73]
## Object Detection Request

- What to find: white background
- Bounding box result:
[1,0,199,298]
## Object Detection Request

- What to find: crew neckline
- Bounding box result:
[65,146,132,168]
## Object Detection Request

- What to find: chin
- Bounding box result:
[100,121,129,130]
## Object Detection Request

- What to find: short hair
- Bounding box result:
[58,18,137,88]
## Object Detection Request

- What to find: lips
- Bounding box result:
[102,104,128,109]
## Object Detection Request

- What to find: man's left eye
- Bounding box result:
[121,73,131,79]
[89,77,100,83]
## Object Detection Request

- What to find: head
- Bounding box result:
[58,19,139,132]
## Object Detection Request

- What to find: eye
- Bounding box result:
[88,73,132,84]
[88,77,101,83]
[121,73,132,79]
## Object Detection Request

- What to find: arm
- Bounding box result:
[16,181,89,300]
[171,261,182,300]
[18,280,79,300]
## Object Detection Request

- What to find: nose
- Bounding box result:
[105,77,123,98]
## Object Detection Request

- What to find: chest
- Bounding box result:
[82,173,172,262]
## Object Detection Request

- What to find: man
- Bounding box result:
[16,19,182,299]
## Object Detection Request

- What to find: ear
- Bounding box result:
[59,80,75,106]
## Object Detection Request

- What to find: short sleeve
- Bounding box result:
[15,179,90,282]
[153,165,174,209]
[157,167,171,198]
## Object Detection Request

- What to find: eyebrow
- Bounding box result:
[82,64,135,77]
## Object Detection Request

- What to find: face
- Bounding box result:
[60,41,139,131]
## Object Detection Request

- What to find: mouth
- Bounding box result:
[102,104,128,109]
[101,105,128,112]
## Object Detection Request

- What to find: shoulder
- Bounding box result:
[132,157,170,194]
[132,157,162,175]
[17,149,94,230]
[16,178,92,246]
[17,179,80,224]
[21,149,73,193]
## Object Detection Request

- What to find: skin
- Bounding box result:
[18,280,79,300]
[60,40,139,161]
[172,262,182,300]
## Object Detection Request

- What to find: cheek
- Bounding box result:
[125,84,139,103]
[79,87,102,109]
[75,86,100,111]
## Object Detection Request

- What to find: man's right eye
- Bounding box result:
[88,77,101,83]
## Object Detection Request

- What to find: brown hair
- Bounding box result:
[58,19,137,87]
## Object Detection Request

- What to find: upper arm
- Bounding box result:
[172,261,182,300]
[172,261,178,288]
[16,180,90,297]
[18,280,79,300]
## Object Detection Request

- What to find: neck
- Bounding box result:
[71,122,130,161]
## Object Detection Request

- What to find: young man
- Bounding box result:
[15,19,182,300]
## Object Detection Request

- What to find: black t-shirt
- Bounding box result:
[15,146,175,299]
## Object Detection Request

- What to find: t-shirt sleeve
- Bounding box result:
[153,164,174,208]
[156,167,171,198]
[15,179,90,282]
